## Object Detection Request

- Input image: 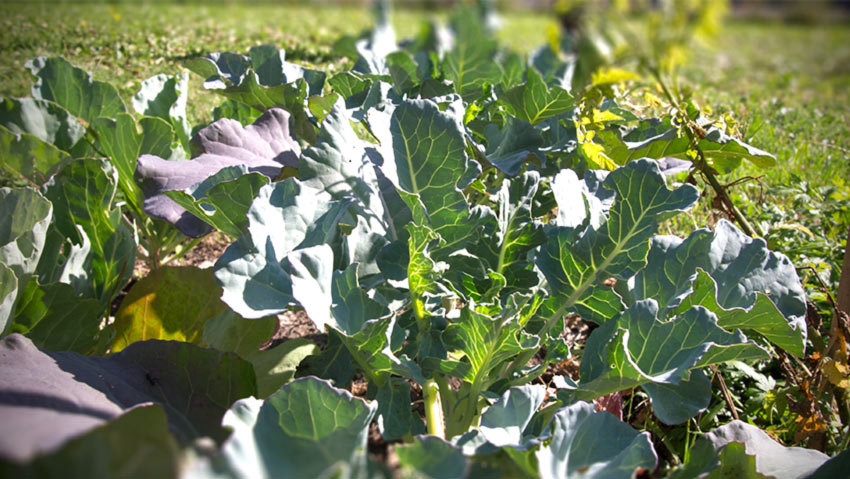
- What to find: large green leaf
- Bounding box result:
[10,279,102,353]
[471,172,546,297]
[406,224,442,323]
[500,51,525,89]
[185,46,322,143]
[248,339,319,398]
[0,187,52,286]
[381,99,478,250]
[299,101,388,226]
[203,310,319,398]
[535,159,698,326]
[43,159,116,248]
[165,166,269,238]
[0,97,84,152]
[338,316,419,382]
[0,265,15,333]
[132,73,191,149]
[323,265,419,385]
[678,270,804,356]
[307,92,340,122]
[483,118,544,176]
[91,114,176,213]
[289,245,335,331]
[328,72,372,109]
[297,331,357,387]
[214,377,376,479]
[477,385,547,448]
[642,370,713,426]
[214,179,350,319]
[330,264,392,335]
[202,310,277,359]
[440,306,538,432]
[204,309,320,398]
[0,405,180,479]
[386,51,421,96]
[185,46,325,102]
[0,187,52,331]
[396,436,468,479]
[112,266,230,351]
[601,118,776,173]
[0,334,256,454]
[501,68,575,125]
[442,307,539,387]
[212,99,262,125]
[0,125,72,187]
[598,119,689,166]
[298,102,395,274]
[376,377,426,441]
[575,300,768,423]
[442,10,502,101]
[670,421,829,479]
[92,340,257,443]
[42,159,135,307]
[536,401,657,479]
[26,57,125,124]
[633,220,807,356]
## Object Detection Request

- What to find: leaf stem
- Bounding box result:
[648,67,758,238]
[160,235,205,266]
[696,156,758,238]
[710,365,740,421]
[423,378,445,439]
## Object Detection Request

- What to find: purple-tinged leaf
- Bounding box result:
[0,333,256,463]
[136,108,300,237]
[0,405,180,477]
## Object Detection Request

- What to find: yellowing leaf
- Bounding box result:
[794,413,827,443]
[581,108,624,127]
[644,91,664,107]
[111,266,230,351]
[775,223,816,239]
[591,67,639,87]
[580,141,618,171]
[824,359,850,390]
[546,22,561,53]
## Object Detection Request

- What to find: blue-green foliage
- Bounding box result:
[0,3,829,478]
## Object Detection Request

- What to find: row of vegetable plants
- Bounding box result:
[0,1,847,477]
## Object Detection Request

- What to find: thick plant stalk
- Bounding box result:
[821,227,850,442]
[836,226,850,321]
[711,365,740,421]
[827,227,850,356]
[649,68,758,238]
[424,378,445,439]
[697,157,758,238]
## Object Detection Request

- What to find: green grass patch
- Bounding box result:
[0,3,550,126]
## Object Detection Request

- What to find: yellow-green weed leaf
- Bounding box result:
[112,266,229,351]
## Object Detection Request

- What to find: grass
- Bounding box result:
[683,20,850,186]
[0,3,550,125]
